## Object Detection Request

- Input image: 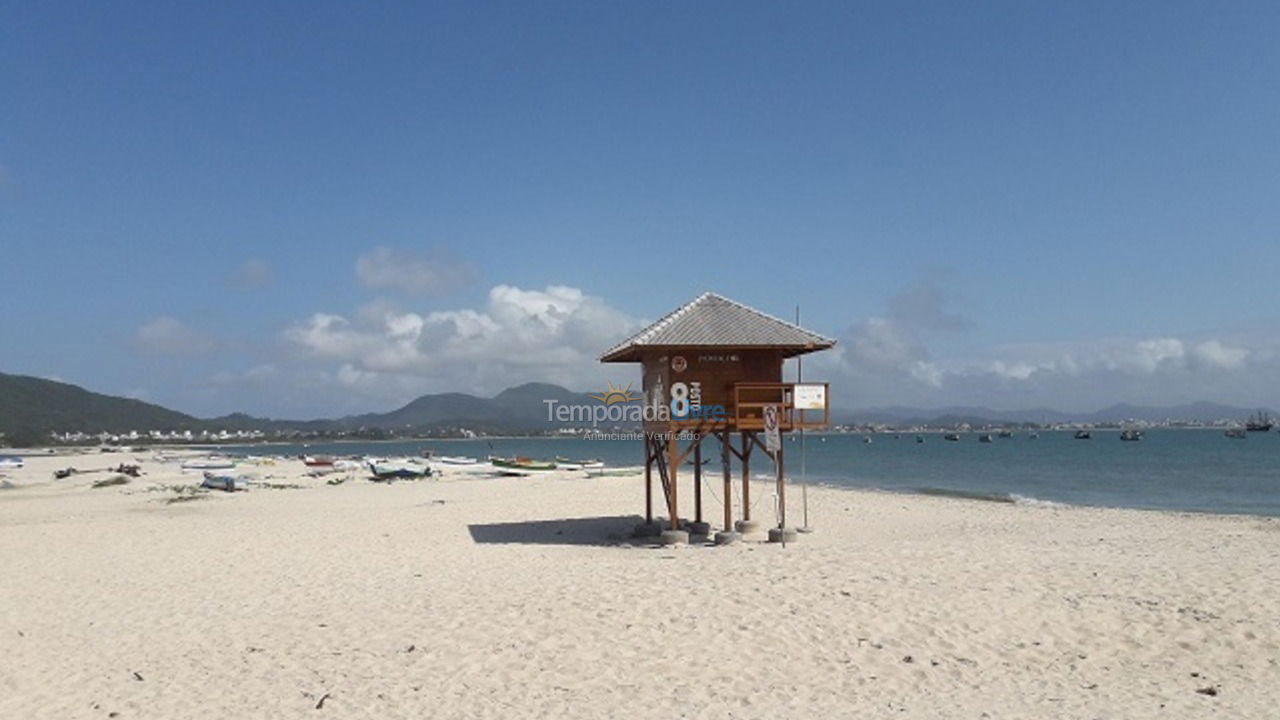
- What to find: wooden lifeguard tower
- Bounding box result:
[600,292,836,544]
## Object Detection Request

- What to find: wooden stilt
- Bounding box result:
[721,430,732,531]
[644,436,653,524]
[667,432,680,530]
[741,431,752,522]
[777,445,786,529]
[693,434,703,524]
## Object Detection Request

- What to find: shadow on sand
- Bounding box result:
[468,514,646,546]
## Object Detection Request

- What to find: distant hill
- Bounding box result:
[0,372,204,444]
[3,369,1273,445]
[0,374,601,445]
[336,382,594,430]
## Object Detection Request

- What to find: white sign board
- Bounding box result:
[763,404,781,453]
[793,384,827,411]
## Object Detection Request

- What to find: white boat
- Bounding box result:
[494,466,534,477]
[0,455,24,469]
[368,459,431,480]
[201,472,249,491]
[554,457,604,472]
[182,457,236,471]
[437,456,480,466]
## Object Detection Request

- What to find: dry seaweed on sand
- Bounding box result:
[92,474,131,488]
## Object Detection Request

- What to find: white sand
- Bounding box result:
[2,451,1278,719]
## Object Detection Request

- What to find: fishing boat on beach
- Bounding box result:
[367,459,431,480]
[181,457,236,471]
[437,456,480,466]
[302,455,337,468]
[552,457,606,472]
[0,455,23,469]
[201,472,249,491]
[490,457,557,475]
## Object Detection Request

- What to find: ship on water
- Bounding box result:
[1245,410,1274,432]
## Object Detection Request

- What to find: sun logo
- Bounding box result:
[590,381,639,405]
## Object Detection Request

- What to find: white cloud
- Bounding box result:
[1190,340,1249,370]
[284,284,645,398]
[228,258,273,290]
[829,279,1271,410]
[135,316,214,355]
[355,246,477,296]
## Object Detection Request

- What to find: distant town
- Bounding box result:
[10,414,1267,449]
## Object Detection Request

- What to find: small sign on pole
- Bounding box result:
[763,404,781,453]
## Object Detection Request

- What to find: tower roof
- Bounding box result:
[600,292,836,363]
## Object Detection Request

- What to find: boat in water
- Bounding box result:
[943,433,961,442]
[1120,429,1144,442]
[978,434,994,443]
[1225,428,1247,440]
[997,429,1014,439]
[1245,411,1274,432]
[1074,431,1092,440]
[915,435,925,444]
[368,459,432,480]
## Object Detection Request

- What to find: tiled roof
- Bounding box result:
[600,292,836,362]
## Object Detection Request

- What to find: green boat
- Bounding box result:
[490,456,557,474]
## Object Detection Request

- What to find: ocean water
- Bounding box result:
[221,429,1280,517]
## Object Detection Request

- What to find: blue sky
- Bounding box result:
[2,1,1279,417]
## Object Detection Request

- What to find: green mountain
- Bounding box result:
[0,373,599,444]
[0,372,203,444]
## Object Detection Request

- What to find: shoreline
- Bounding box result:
[5,444,1280,521]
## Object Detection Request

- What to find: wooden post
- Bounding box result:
[777,444,786,529]
[721,430,732,531]
[693,434,703,524]
[644,435,653,524]
[667,432,680,530]
[741,431,752,522]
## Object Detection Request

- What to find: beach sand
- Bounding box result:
[1,451,1277,718]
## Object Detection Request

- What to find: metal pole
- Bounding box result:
[796,304,813,534]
